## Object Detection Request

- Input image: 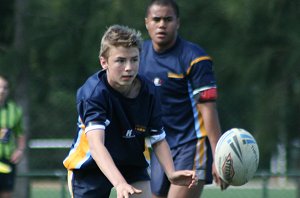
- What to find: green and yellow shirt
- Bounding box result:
[0,101,23,159]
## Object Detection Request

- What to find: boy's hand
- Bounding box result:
[220,180,230,190]
[168,170,198,188]
[115,182,142,198]
[212,162,229,190]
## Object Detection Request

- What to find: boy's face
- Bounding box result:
[100,46,139,90]
[0,77,8,105]
[145,4,179,52]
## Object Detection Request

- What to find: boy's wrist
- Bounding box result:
[17,148,25,151]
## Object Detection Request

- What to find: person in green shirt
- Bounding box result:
[0,75,26,198]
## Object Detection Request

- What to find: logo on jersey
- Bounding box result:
[123,129,135,138]
[0,128,12,143]
[135,125,146,133]
[153,77,163,86]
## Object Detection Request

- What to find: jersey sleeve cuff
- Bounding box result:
[193,85,217,96]
[85,125,105,133]
[150,130,166,145]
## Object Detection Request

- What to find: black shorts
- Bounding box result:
[0,159,16,192]
[69,166,150,198]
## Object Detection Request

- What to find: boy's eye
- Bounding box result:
[132,57,138,62]
[152,17,173,23]
[153,17,161,22]
[116,59,125,63]
[165,17,173,22]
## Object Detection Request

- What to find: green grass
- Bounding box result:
[30,188,296,198]
[31,189,69,198]
[106,188,295,198]
[202,188,296,198]
[29,184,296,198]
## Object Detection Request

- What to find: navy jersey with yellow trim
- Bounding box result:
[63,70,164,170]
[139,37,217,148]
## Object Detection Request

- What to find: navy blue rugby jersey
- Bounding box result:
[63,70,165,170]
[139,37,217,148]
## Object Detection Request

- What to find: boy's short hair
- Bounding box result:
[146,0,179,18]
[99,25,143,59]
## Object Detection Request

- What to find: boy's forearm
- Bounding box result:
[152,139,175,178]
[87,131,127,187]
[93,144,126,186]
[198,102,222,157]
[17,135,26,151]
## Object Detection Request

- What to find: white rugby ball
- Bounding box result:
[215,128,259,186]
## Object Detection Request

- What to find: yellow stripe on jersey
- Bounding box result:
[143,147,151,161]
[193,75,208,137]
[167,72,184,79]
[193,138,207,181]
[187,56,212,76]
[193,138,205,170]
[63,129,90,169]
[167,56,211,79]
[143,142,151,161]
[196,105,207,137]
[199,116,207,137]
[199,138,205,166]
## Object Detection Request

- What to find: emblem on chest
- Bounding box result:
[153,77,163,86]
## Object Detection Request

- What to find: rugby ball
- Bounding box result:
[215,128,259,186]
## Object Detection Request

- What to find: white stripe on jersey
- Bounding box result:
[192,85,217,96]
[187,82,202,139]
[85,124,105,133]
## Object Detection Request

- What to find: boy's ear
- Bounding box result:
[145,18,148,29]
[177,18,180,30]
[100,56,108,69]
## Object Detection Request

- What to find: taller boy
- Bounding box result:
[139,0,226,197]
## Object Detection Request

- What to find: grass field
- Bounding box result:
[29,178,297,198]
[30,187,295,198]
[203,188,295,198]
[108,186,296,198]
[107,177,297,198]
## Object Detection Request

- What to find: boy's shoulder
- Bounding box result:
[77,70,106,101]
[179,37,208,56]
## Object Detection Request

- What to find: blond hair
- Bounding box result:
[99,25,143,59]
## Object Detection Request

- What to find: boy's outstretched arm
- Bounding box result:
[87,130,142,197]
[152,139,197,188]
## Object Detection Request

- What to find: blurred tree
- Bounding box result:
[0,0,14,52]
[12,0,30,197]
